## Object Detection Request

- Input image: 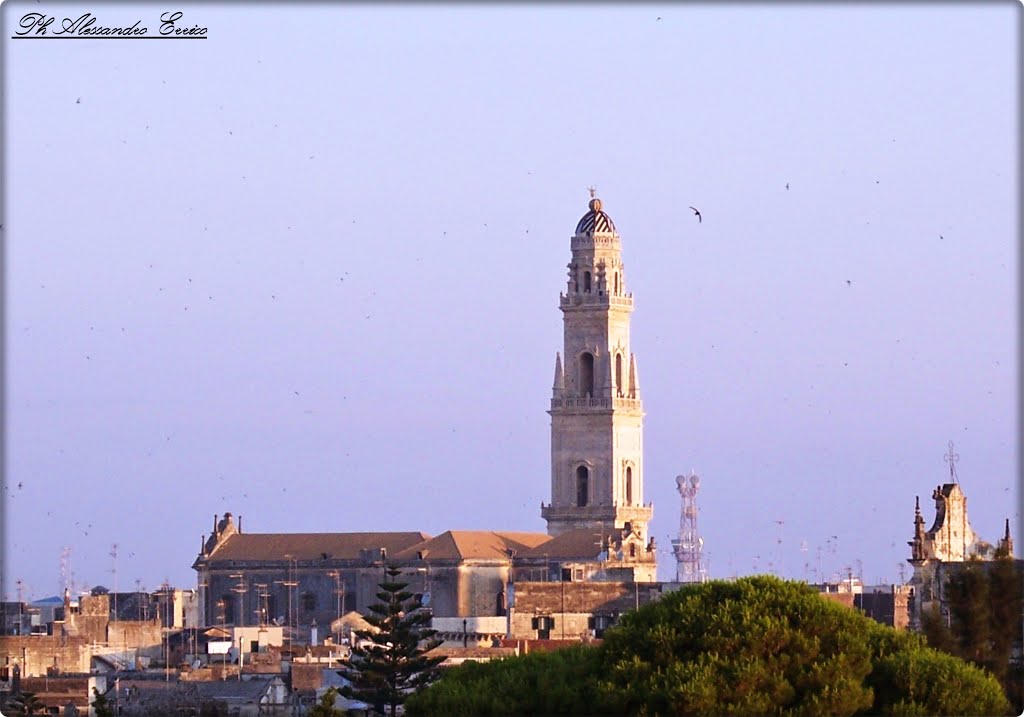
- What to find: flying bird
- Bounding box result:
[689,206,702,223]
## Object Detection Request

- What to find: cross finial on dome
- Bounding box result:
[588,185,597,199]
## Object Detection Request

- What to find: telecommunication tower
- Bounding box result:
[672,473,707,583]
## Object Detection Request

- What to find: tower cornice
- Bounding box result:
[559,293,634,311]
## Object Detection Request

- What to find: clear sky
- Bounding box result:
[2,2,1018,599]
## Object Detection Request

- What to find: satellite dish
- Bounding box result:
[675,475,687,488]
[690,474,700,488]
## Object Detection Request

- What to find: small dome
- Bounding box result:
[575,196,617,234]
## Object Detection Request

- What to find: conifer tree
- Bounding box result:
[91,686,115,717]
[341,565,444,717]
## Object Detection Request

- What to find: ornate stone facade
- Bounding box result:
[543,194,654,543]
[906,477,1014,628]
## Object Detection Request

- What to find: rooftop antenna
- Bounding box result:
[800,539,809,582]
[59,546,71,594]
[110,543,119,623]
[230,573,248,628]
[774,520,785,577]
[944,440,959,483]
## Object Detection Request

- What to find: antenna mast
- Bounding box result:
[110,543,119,623]
[672,472,707,583]
[773,520,785,577]
[60,546,72,594]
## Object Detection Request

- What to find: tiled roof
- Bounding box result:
[193,678,278,701]
[518,528,605,560]
[204,532,431,562]
[393,531,552,562]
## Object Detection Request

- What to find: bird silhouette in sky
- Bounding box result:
[689,206,702,223]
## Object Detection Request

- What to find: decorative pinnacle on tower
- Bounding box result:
[672,473,707,583]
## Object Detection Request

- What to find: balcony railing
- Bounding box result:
[559,293,634,310]
[550,396,641,411]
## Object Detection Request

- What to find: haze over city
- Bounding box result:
[3,3,1017,600]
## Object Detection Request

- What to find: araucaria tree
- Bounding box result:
[342,565,444,716]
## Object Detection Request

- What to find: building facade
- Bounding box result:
[906,478,1014,628]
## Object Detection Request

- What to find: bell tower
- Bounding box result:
[542,191,653,540]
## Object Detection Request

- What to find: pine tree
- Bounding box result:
[91,686,115,717]
[8,690,45,715]
[308,687,345,717]
[341,565,444,717]
[922,556,1024,713]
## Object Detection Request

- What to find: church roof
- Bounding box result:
[204,532,431,562]
[392,531,551,562]
[518,528,606,560]
[575,197,617,235]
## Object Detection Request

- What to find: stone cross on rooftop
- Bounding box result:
[944,440,959,483]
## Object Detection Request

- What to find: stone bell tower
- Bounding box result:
[542,191,653,540]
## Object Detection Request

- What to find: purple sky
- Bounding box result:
[3,3,1018,599]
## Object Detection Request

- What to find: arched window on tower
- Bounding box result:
[625,466,633,505]
[583,271,591,293]
[580,353,594,398]
[615,354,624,397]
[614,272,620,295]
[576,466,589,507]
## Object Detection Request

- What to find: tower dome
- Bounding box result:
[575,195,617,235]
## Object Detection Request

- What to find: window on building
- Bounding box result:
[625,466,633,506]
[583,271,591,293]
[629,544,636,558]
[580,353,594,397]
[576,466,589,507]
[302,592,317,613]
[532,616,554,639]
[614,272,620,295]
[615,354,623,397]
